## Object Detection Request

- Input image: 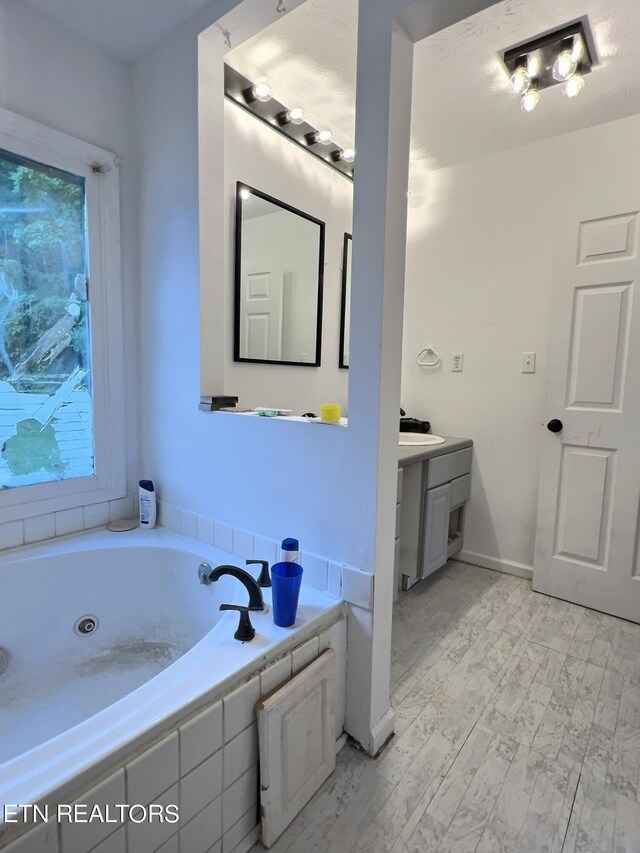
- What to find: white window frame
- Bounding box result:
[0,106,126,522]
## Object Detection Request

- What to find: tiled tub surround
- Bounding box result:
[156,500,374,609]
[0,495,136,550]
[0,529,346,852]
[0,497,375,614]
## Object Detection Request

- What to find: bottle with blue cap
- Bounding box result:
[281,537,300,564]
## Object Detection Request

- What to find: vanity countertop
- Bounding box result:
[398,436,473,468]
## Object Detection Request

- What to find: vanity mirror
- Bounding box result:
[234,182,325,366]
[339,233,352,369]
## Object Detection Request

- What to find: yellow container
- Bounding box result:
[320,404,341,423]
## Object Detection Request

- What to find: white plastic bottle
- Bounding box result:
[281,537,300,563]
[139,480,156,529]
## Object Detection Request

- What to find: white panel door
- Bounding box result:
[533,189,640,622]
[241,260,283,361]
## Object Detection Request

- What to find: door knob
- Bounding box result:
[547,419,563,433]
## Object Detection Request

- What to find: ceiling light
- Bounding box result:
[510,66,531,95]
[521,89,540,113]
[332,147,355,164]
[287,107,305,125]
[251,81,273,102]
[306,129,333,146]
[563,74,585,98]
[527,51,542,79]
[501,21,594,114]
[225,64,352,181]
[277,106,305,126]
[552,50,577,82]
[571,35,585,63]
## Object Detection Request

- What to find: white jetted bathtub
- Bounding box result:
[0,527,342,846]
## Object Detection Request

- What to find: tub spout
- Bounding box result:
[198,563,265,611]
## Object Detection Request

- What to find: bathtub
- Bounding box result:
[0,528,343,850]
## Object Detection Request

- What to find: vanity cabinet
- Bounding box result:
[398,439,472,590]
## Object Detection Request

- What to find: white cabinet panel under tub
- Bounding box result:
[257,650,336,848]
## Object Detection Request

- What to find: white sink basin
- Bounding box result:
[399,433,446,447]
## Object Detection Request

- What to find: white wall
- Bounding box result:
[225,101,351,410]
[133,0,499,753]
[402,111,640,572]
[0,0,139,503]
[133,0,412,753]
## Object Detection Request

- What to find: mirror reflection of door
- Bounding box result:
[339,233,352,369]
[234,183,325,366]
[240,259,284,361]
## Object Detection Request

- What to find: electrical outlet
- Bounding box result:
[522,352,536,374]
[452,353,464,372]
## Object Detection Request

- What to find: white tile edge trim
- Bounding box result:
[457,550,533,581]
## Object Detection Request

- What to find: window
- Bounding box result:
[0,108,125,520]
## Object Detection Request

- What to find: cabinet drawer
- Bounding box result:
[450,473,471,509]
[397,468,403,503]
[426,448,472,489]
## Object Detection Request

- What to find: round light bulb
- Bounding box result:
[316,129,333,145]
[571,35,585,63]
[552,50,577,82]
[510,66,531,95]
[240,188,251,201]
[520,89,539,113]
[287,106,305,125]
[526,51,542,79]
[252,81,273,102]
[563,74,585,98]
[340,148,356,163]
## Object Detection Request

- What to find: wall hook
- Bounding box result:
[416,345,440,367]
[217,24,232,47]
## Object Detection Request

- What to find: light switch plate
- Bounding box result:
[522,352,536,373]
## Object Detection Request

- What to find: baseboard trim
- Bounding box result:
[369,706,396,756]
[335,732,348,754]
[457,550,533,581]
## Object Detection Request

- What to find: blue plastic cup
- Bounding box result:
[271,561,303,627]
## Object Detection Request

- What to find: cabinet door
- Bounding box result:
[422,483,451,579]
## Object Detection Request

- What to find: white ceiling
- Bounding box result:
[227,0,640,171]
[24,0,640,169]
[24,0,215,62]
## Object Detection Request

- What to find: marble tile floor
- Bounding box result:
[250,560,640,853]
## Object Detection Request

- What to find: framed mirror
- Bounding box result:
[339,233,352,369]
[234,182,325,366]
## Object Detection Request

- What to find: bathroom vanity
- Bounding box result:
[395,437,473,594]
